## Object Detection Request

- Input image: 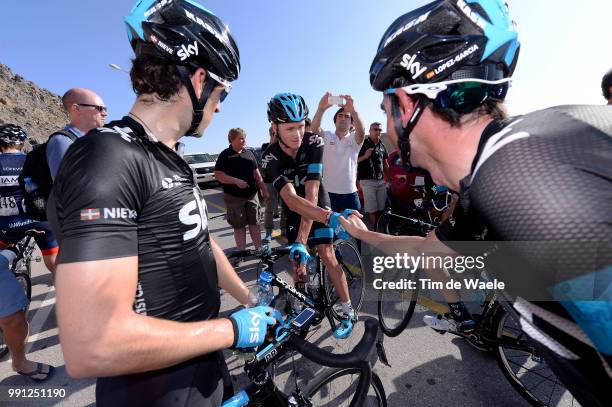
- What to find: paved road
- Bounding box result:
[0,184,546,406]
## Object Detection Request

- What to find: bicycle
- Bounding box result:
[0,229,41,359]
[377,267,578,406]
[222,309,386,407]
[376,184,451,237]
[228,242,365,335]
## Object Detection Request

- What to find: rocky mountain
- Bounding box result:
[0,63,68,144]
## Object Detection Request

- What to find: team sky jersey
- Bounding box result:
[48,117,223,406]
[261,132,332,244]
[436,105,612,375]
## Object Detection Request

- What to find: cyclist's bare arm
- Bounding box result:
[295,180,320,245]
[55,257,235,379]
[279,182,329,225]
[212,238,249,305]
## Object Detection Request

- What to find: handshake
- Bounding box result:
[327,209,356,241]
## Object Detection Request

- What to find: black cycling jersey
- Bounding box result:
[436,105,612,406]
[48,116,223,406]
[261,132,332,244]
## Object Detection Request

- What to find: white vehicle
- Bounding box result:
[184,152,217,185]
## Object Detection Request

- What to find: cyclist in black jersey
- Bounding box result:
[339,1,612,405]
[261,93,359,339]
[48,2,279,406]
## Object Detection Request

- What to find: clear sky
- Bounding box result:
[1,1,610,154]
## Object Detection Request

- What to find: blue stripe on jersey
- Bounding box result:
[313,228,333,238]
[307,163,323,175]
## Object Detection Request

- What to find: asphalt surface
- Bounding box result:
[0,184,572,406]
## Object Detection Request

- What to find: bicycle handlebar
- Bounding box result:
[227,246,291,260]
[289,318,378,367]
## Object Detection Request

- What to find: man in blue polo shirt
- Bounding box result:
[47,87,107,178]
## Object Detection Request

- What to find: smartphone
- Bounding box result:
[328,95,345,106]
[291,307,316,329]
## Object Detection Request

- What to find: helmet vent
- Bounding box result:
[421,41,466,61]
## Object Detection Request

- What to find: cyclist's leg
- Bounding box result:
[311,225,355,339]
[29,221,59,274]
[0,250,47,375]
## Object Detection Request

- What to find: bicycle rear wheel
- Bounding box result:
[377,268,420,337]
[304,367,387,407]
[493,307,578,407]
[325,240,364,318]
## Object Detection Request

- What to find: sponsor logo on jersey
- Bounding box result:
[161,175,188,189]
[104,208,138,220]
[308,134,324,147]
[8,219,35,229]
[177,41,199,61]
[0,175,19,186]
[456,0,487,30]
[261,152,277,169]
[383,11,432,48]
[428,44,480,78]
[80,208,137,221]
[179,188,209,241]
[109,126,136,143]
[399,53,427,80]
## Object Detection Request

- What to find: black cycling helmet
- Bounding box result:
[370,0,519,91]
[601,68,612,101]
[125,0,240,136]
[267,93,309,124]
[369,0,519,165]
[0,124,28,145]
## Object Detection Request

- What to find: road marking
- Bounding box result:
[25,287,56,353]
[205,198,226,212]
[417,295,448,315]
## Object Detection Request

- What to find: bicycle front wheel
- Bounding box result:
[325,240,365,318]
[304,368,387,407]
[377,268,420,337]
[14,272,32,305]
[493,307,578,407]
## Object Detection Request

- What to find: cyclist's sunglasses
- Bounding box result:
[206,71,232,102]
[385,78,511,114]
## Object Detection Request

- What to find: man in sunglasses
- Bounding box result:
[340,1,611,406]
[47,87,107,179]
[47,1,277,406]
[357,122,389,226]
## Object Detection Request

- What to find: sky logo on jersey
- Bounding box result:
[80,208,100,221]
[177,41,199,61]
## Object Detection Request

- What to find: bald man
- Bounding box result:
[47,88,107,179]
